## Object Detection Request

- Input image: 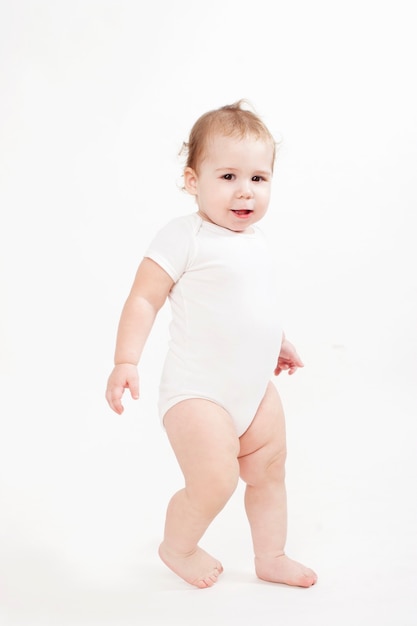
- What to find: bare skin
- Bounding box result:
[240,382,317,587]
[159,383,317,589]
[160,399,240,588]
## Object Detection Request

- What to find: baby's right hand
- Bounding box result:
[105,363,139,414]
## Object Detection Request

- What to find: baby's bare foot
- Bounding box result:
[158,542,223,589]
[255,554,318,588]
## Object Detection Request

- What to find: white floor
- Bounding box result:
[1,341,416,626]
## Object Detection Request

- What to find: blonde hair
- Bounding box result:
[181,100,277,174]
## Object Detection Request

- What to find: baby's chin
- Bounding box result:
[197,209,258,233]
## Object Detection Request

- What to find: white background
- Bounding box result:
[1,1,416,624]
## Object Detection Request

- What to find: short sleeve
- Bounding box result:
[144,215,198,282]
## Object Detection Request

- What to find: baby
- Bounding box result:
[106,100,317,589]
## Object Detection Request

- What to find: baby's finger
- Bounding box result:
[106,387,125,414]
[129,381,140,400]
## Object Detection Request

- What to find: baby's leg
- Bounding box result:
[160,399,240,588]
[239,382,317,587]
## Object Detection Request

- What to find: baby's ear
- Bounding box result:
[183,167,198,195]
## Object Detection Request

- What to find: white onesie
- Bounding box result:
[145,213,283,437]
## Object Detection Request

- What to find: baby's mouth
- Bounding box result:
[232,209,252,216]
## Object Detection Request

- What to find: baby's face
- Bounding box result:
[184,133,274,232]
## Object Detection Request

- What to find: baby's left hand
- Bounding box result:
[274,338,304,376]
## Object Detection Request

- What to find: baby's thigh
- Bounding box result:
[239,383,287,482]
[164,399,240,491]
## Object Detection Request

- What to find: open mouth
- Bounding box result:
[232,209,252,217]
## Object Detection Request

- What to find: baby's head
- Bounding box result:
[181,100,277,175]
[181,101,276,232]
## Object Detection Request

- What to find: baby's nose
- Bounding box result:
[238,182,254,198]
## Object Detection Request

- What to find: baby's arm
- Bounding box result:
[105,257,174,414]
[274,335,304,376]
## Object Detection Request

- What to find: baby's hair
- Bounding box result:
[180,99,277,174]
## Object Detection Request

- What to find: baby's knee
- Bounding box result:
[240,446,287,486]
[189,464,239,514]
[209,464,240,504]
[266,448,287,481]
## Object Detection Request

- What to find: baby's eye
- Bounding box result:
[222,173,234,180]
[252,175,264,182]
